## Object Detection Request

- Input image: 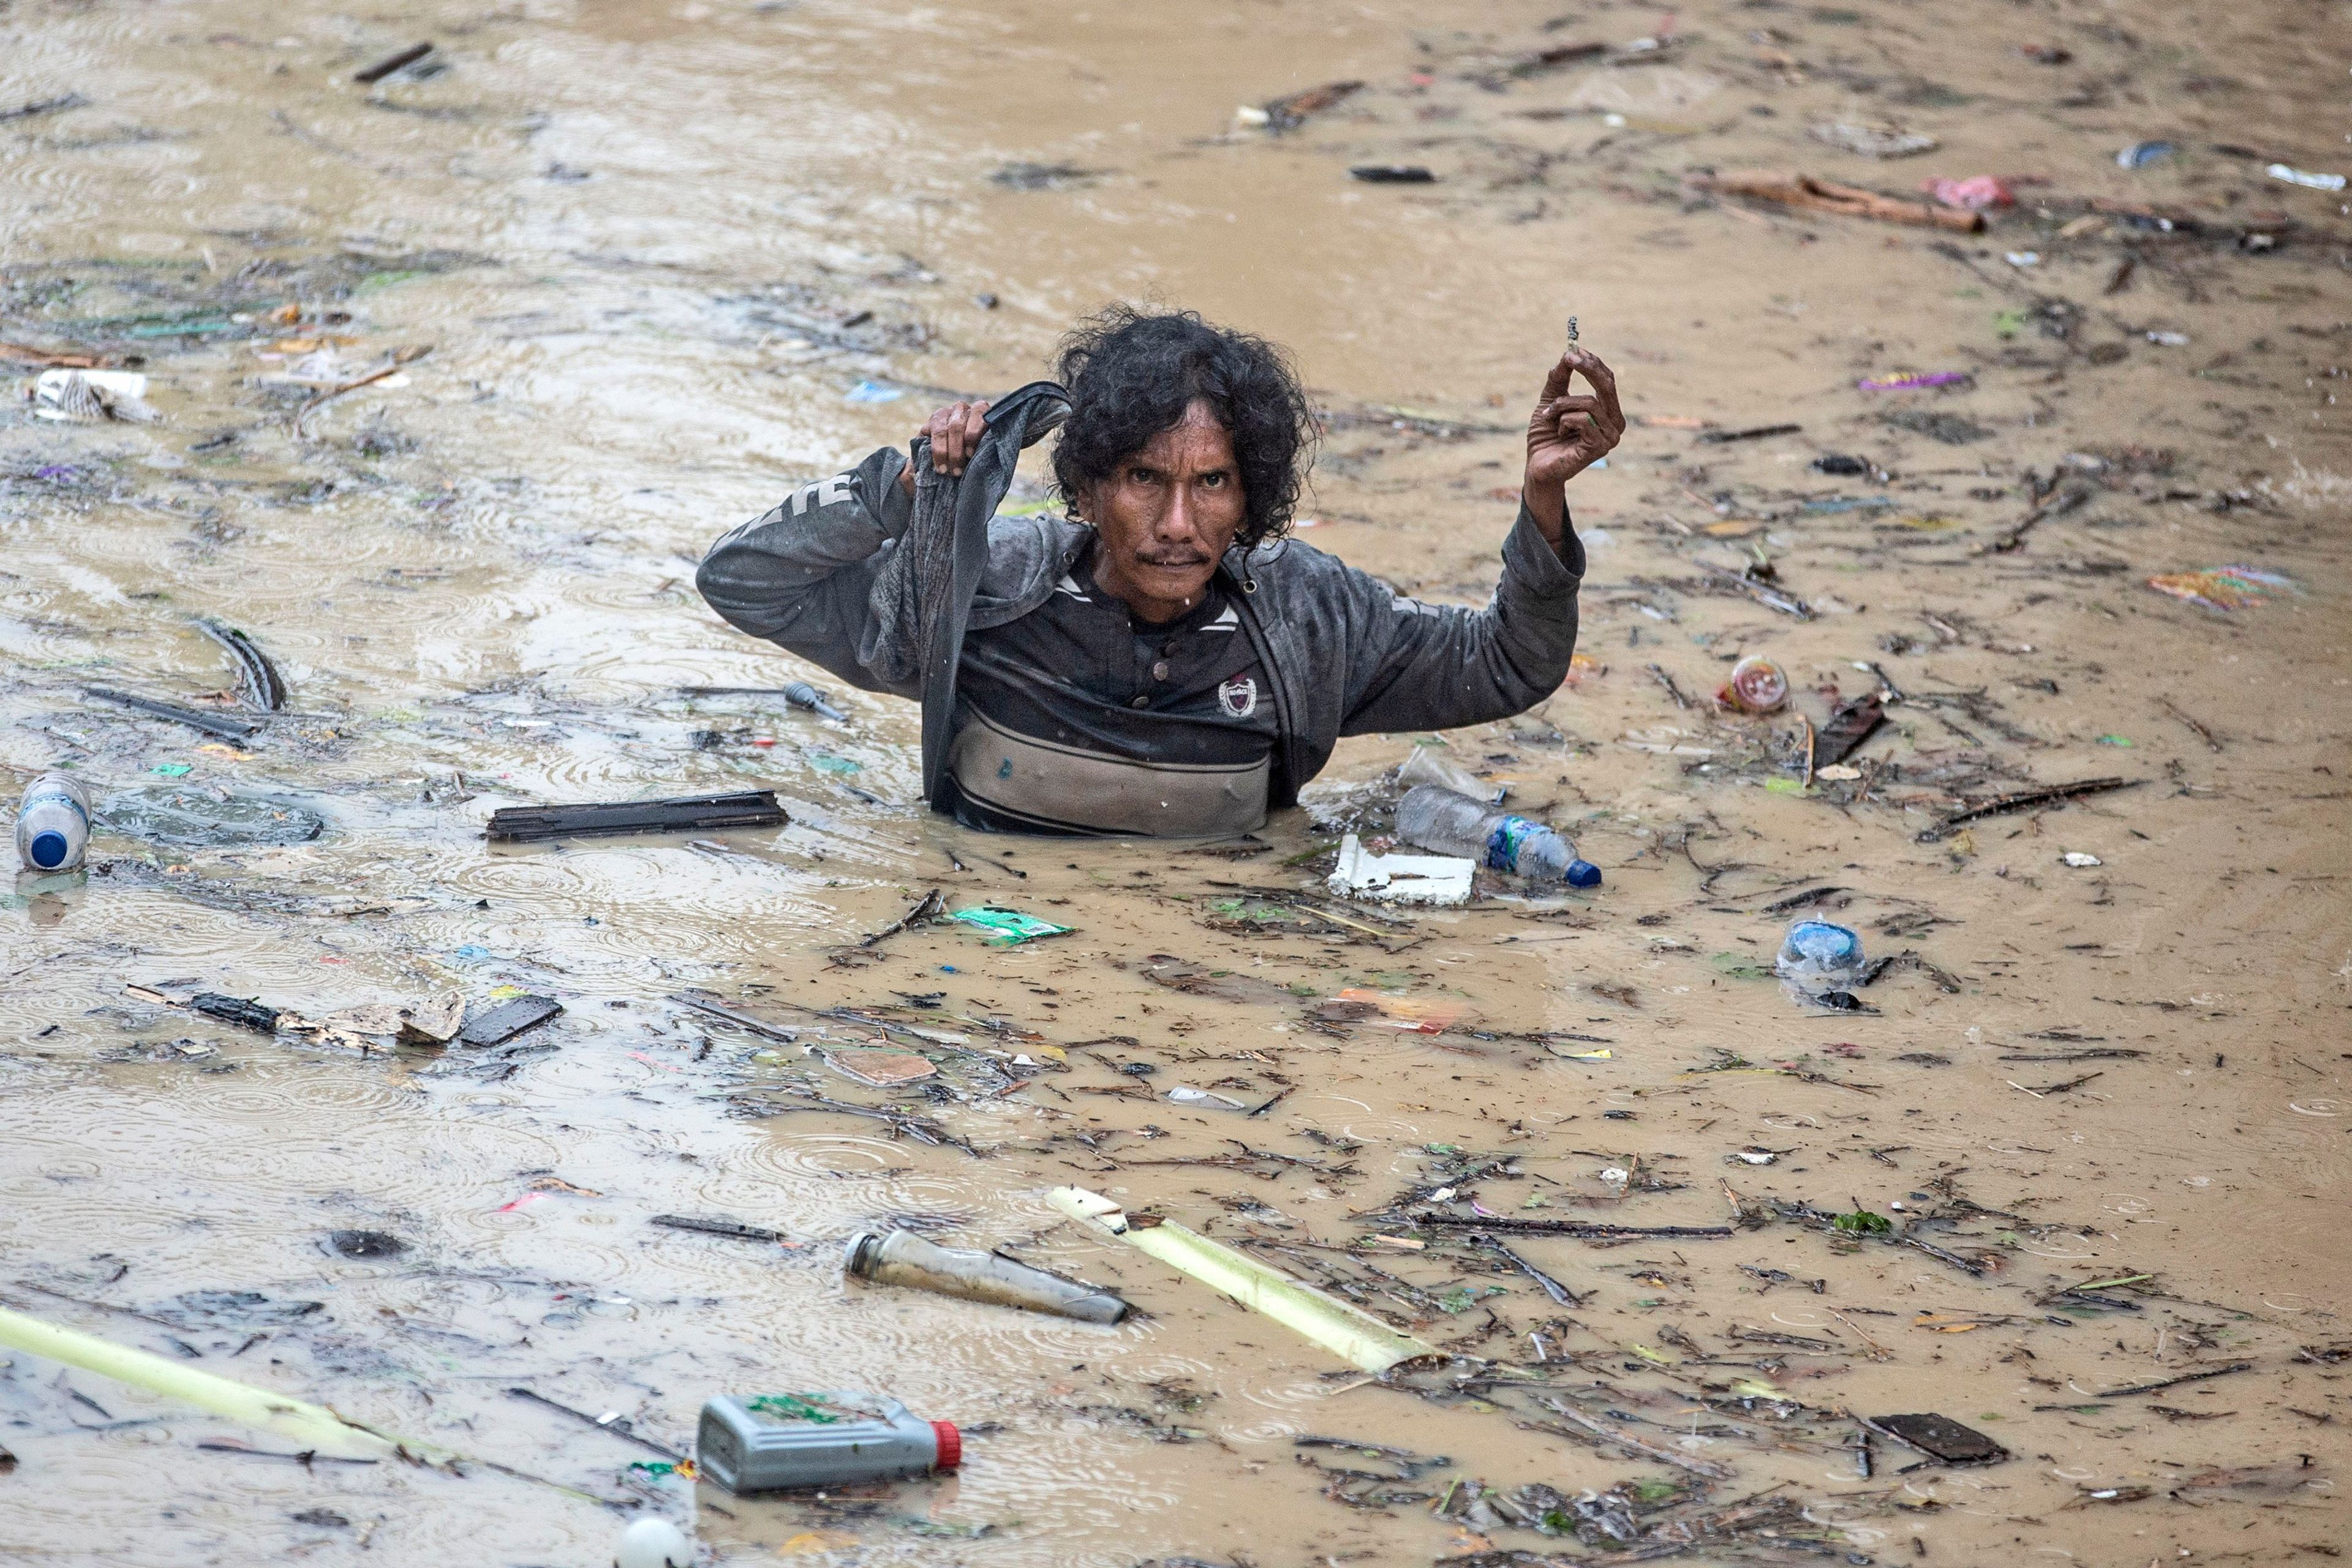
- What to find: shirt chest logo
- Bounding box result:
[1218,674,1259,719]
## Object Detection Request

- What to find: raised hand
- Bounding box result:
[899,398,993,496]
[1522,348,1624,540]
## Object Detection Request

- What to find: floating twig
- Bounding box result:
[353,42,434,84]
[2157,698,2223,752]
[294,346,431,437]
[507,1387,687,1462]
[2035,1360,2253,1409]
[859,888,944,949]
[1689,170,1987,233]
[648,1214,791,1244]
[1413,1213,1735,1239]
[1529,1396,1735,1479]
[1918,777,2141,842]
[1983,485,2087,555]
[1468,1233,1586,1305]
[669,990,797,1043]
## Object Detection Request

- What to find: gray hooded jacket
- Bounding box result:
[695,407,1585,810]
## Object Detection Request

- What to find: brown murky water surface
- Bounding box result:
[4,0,2350,1562]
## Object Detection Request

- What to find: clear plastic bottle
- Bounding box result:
[1396,785,1601,888]
[15,773,90,872]
[845,1229,1130,1323]
[1775,919,1865,1000]
[697,1392,959,1494]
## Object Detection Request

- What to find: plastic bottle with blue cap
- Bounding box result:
[1396,784,1601,888]
[15,774,89,872]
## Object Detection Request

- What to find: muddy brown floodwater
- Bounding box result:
[4,1,2350,1564]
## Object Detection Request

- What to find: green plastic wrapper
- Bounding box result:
[949,905,1072,946]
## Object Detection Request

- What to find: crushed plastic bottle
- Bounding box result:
[16,773,90,872]
[1396,785,1600,888]
[1776,919,1865,1004]
[1716,655,1789,714]
[1397,744,1501,803]
[697,1392,959,1494]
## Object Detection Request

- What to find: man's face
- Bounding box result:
[1076,401,1247,622]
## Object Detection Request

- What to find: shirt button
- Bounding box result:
[1152,660,1170,681]
[1130,695,1149,709]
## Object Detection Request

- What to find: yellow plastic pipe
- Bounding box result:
[0,1303,447,1463]
[1046,1187,1436,1373]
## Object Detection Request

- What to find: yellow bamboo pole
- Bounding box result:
[0,1303,449,1463]
[1046,1187,1436,1373]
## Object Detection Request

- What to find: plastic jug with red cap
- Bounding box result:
[696,1392,959,1493]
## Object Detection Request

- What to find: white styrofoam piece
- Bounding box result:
[1327,832,1474,907]
[32,368,158,423]
[35,369,147,400]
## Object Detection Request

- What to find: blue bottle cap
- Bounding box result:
[1566,859,1602,889]
[28,831,69,869]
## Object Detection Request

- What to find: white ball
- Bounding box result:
[614,1517,694,1568]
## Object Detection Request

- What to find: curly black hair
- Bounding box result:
[1050,306,1316,552]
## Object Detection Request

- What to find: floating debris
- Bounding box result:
[458,995,562,1046]
[1858,371,1972,392]
[1327,834,1474,907]
[484,791,786,842]
[1860,1412,2008,1464]
[352,41,434,85]
[949,906,1072,945]
[85,687,258,741]
[195,620,287,711]
[2146,565,2294,611]
[32,369,159,424]
[99,786,325,848]
[1810,122,1939,158]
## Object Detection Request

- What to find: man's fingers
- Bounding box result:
[1569,349,1624,421]
[934,401,973,472]
[1537,352,1575,405]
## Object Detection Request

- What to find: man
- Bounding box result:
[695,306,1623,836]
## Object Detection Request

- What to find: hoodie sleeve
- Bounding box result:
[1333,503,1584,737]
[693,444,919,696]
